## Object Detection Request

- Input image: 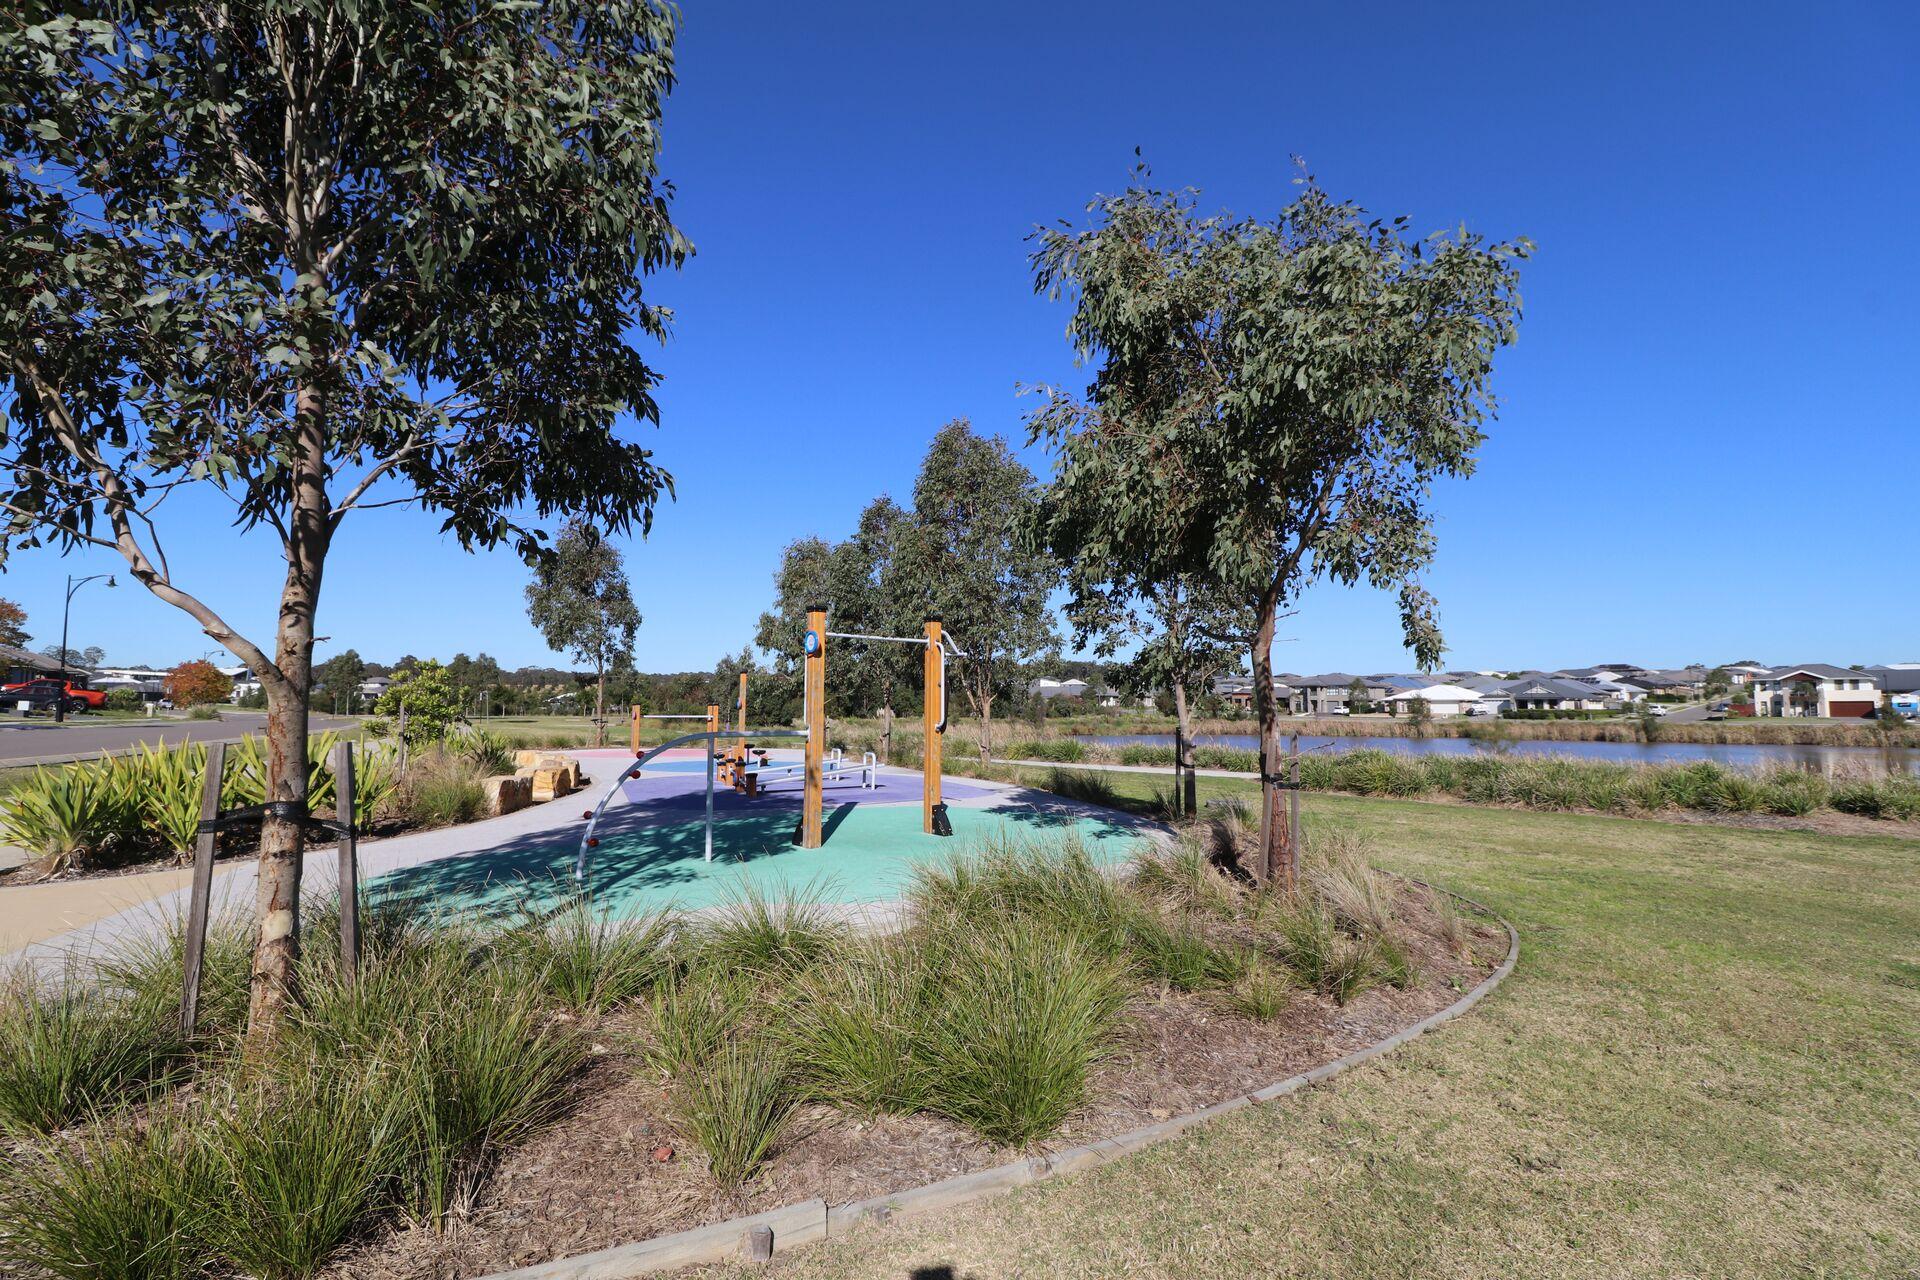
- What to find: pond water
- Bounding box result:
[1076,733,1920,777]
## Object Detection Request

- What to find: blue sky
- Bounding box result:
[6,1,1916,675]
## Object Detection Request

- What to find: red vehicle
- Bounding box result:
[2,677,107,714]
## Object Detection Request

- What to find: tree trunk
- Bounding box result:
[1250,585,1292,888]
[595,662,608,747]
[1171,679,1197,818]
[978,690,994,762]
[248,382,329,1044]
[879,704,893,765]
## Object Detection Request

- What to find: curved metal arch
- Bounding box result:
[573,727,809,884]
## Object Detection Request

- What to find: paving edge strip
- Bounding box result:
[478,883,1521,1280]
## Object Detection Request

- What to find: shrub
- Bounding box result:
[1832,775,1920,821]
[394,986,587,1219]
[1304,830,1396,937]
[910,836,1133,956]
[1124,910,1246,991]
[135,742,209,865]
[0,1107,215,1280]
[1040,766,1122,808]
[504,900,672,1014]
[1222,965,1293,1021]
[1186,745,1252,772]
[644,968,755,1078]
[782,939,935,1114]
[457,728,517,776]
[920,919,1127,1147]
[693,881,844,978]
[400,754,487,827]
[0,761,145,874]
[202,1070,401,1279]
[1273,899,1383,1005]
[1131,837,1237,916]
[0,977,185,1133]
[185,703,222,721]
[1754,767,1827,816]
[1008,737,1087,762]
[101,907,254,1041]
[676,1039,797,1189]
[103,687,145,713]
[1118,744,1176,767]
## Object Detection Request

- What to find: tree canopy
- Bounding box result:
[1,0,686,1032]
[0,598,27,647]
[1030,167,1527,879]
[526,519,642,723]
[901,420,1058,756]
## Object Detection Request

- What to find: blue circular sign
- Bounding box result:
[803,629,821,656]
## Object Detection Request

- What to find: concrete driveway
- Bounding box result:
[0,710,359,766]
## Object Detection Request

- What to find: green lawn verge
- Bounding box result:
[702,780,1920,1279]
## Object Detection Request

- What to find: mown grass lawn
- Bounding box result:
[708,779,1920,1279]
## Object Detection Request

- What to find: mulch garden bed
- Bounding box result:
[327,891,1505,1280]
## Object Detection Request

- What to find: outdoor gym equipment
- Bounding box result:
[574,609,963,883]
[810,607,963,843]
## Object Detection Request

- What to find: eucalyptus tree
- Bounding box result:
[1,1,684,1035]
[754,495,920,730]
[901,420,1058,761]
[526,520,644,734]
[1030,170,1527,884]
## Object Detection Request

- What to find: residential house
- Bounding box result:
[358,675,393,699]
[92,666,170,703]
[1288,673,1394,715]
[1749,665,1882,718]
[1578,678,1644,704]
[1627,668,1710,697]
[1719,664,1773,686]
[1864,663,1920,697]
[1,643,66,686]
[1210,674,1296,713]
[1028,676,1092,702]
[1386,683,1487,717]
[1501,674,1613,712]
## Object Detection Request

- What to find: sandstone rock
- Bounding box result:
[530,765,572,803]
[482,774,532,817]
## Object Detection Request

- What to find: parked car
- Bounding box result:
[1644,704,1670,717]
[1,677,106,714]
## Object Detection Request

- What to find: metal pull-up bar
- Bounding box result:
[802,611,955,841]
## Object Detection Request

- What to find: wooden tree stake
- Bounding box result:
[332,740,360,983]
[180,741,227,1037]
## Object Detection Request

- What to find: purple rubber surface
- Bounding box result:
[616,766,988,817]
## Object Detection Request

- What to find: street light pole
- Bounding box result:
[54,572,115,723]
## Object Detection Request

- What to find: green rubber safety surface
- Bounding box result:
[366,797,1150,921]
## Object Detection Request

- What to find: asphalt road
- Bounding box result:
[0,710,358,766]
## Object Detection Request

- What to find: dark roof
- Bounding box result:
[1635,668,1709,685]
[0,644,63,675]
[1503,675,1607,700]
[1292,672,1365,689]
[1759,664,1878,683]
[1866,665,1920,693]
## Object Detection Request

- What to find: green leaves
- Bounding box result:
[524,519,641,680]
[1029,171,1528,671]
[1,0,686,570]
